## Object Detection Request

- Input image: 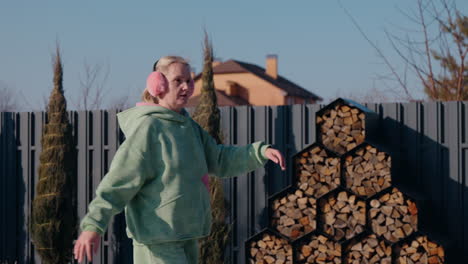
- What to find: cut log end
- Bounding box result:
[295,146,340,199]
[396,236,445,264]
[247,233,293,264]
[271,190,317,239]
[344,145,392,198]
[320,191,366,241]
[296,235,342,263]
[370,188,418,243]
[345,234,392,264]
[317,103,367,154]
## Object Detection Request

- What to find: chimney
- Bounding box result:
[265,54,278,79]
[226,81,238,96]
[212,60,222,68]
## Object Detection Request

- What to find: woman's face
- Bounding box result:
[158,62,193,112]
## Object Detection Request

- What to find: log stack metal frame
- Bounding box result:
[246,98,446,264]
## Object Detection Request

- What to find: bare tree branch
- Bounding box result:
[0,81,19,112]
[16,90,45,112]
[417,0,438,97]
[74,59,110,110]
[340,0,467,101]
[335,86,394,104]
[337,0,414,101]
[107,85,140,110]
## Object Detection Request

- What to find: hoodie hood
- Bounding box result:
[117,105,190,136]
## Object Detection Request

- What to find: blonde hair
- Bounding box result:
[141,56,191,103]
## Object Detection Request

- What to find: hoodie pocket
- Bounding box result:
[155,194,183,210]
[153,194,198,235]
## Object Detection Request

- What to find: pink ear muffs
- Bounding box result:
[146,71,168,97]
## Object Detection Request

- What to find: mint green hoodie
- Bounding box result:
[80,106,270,244]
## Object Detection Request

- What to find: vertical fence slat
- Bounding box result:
[76,110,87,221]
[269,106,288,194]
[16,113,31,263]
[92,110,104,264]
[252,106,268,233]
[76,110,90,264]
[1,112,18,262]
[462,102,468,261]
[31,112,42,264]
[445,102,463,260]
[290,104,303,154]
[399,103,420,189]
[12,113,19,263]
[0,113,3,260]
[1,113,5,260]
[235,106,249,264]
[418,103,444,235]
[305,104,321,147]
[229,106,240,264]
[219,106,234,264]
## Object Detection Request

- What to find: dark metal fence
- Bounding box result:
[1,102,467,263]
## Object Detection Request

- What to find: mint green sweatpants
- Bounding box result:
[133,239,198,264]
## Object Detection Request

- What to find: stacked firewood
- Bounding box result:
[344,144,392,197]
[320,191,366,241]
[345,234,392,264]
[396,236,445,264]
[247,233,293,264]
[271,189,316,239]
[296,235,341,264]
[245,99,446,264]
[369,188,418,243]
[295,145,340,198]
[316,104,366,154]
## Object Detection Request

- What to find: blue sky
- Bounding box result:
[1,1,467,110]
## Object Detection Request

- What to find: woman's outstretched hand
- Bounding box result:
[265,147,286,171]
[74,230,101,263]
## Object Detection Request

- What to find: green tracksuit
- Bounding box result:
[80,105,270,263]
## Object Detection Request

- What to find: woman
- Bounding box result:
[74,56,285,263]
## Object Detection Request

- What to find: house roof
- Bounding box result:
[186,89,249,107]
[194,60,322,101]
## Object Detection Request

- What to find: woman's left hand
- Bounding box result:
[265,148,286,171]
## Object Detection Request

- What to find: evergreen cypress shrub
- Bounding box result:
[194,32,230,264]
[31,48,76,264]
